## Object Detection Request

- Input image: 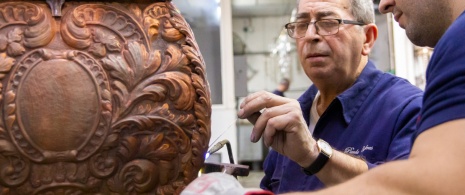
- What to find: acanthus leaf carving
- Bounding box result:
[144,72,195,111]
[8,28,22,42]
[161,19,185,42]
[0,35,7,50]
[101,133,119,150]
[156,44,189,73]
[93,28,122,52]
[89,42,107,57]
[0,53,14,102]
[140,133,178,161]
[3,28,25,57]
[128,4,142,22]
[102,41,159,90]
[123,41,160,83]
[7,41,25,57]
[0,3,55,53]
[119,133,178,162]
[0,53,14,74]
[144,17,160,42]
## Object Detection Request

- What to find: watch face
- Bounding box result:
[317,140,333,157]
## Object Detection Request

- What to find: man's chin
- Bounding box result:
[398,22,406,29]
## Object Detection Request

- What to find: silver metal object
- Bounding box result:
[208,118,237,149]
[46,0,65,17]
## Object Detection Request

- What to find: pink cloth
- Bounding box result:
[182,173,274,195]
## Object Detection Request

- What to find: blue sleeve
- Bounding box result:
[367,94,422,169]
[260,150,278,190]
[272,90,284,97]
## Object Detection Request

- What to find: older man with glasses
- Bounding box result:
[237,0,423,193]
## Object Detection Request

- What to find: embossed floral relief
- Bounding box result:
[0,28,25,56]
[0,1,210,194]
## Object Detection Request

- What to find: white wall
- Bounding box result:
[389,15,416,84]
[209,0,239,164]
[231,16,313,162]
[232,16,313,99]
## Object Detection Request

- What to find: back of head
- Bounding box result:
[279,78,290,91]
[280,78,290,85]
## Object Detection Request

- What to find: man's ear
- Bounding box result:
[362,23,378,56]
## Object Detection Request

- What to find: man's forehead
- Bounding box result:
[298,0,350,11]
[296,11,339,19]
[298,0,350,7]
[296,1,350,20]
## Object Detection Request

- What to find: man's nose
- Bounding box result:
[378,0,395,14]
[304,23,319,38]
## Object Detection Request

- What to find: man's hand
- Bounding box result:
[238,91,318,167]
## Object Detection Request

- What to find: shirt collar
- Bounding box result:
[298,60,382,125]
[336,61,383,124]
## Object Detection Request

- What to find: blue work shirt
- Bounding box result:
[260,61,423,193]
[415,11,465,137]
[272,89,285,97]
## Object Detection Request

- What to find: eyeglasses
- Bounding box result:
[284,19,365,39]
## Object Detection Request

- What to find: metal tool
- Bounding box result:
[208,111,262,149]
[208,118,237,149]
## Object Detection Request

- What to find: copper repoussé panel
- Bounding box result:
[0,0,211,194]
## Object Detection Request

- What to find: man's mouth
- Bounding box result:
[306,53,328,58]
[393,12,405,28]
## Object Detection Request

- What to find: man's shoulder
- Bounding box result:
[449,12,465,34]
[434,12,465,51]
[371,73,423,103]
[380,73,422,92]
[357,62,420,96]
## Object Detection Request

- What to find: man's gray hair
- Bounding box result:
[296,0,375,24]
[351,0,375,24]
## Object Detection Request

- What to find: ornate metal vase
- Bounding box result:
[0,0,211,194]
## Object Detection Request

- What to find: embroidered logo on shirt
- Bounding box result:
[344,147,359,154]
[344,145,373,155]
[362,145,374,152]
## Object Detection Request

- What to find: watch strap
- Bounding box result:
[301,151,330,175]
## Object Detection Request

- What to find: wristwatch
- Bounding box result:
[302,139,333,175]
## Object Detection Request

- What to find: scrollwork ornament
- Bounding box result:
[0,154,30,187]
[118,159,159,194]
